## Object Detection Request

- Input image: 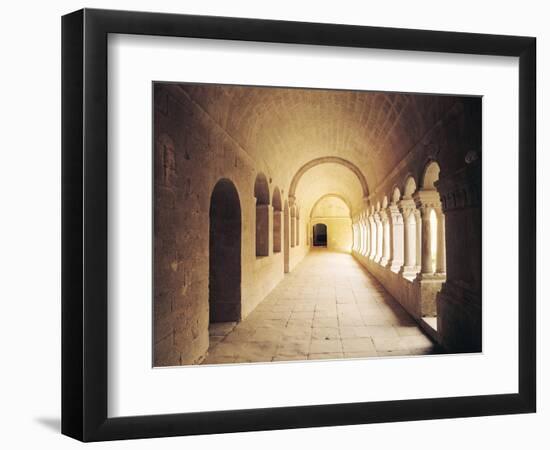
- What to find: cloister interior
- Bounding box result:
[154,83,482,367]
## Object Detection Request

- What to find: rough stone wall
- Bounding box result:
[153,84,309,366]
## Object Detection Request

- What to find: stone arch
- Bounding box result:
[209,179,241,323]
[382,196,388,209]
[421,160,441,190]
[288,156,369,201]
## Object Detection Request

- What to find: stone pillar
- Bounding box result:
[358,222,362,253]
[399,199,417,277]
[380,210,390,266]
[419,206,433,274]
[369,215,377,260]
[436,210,446,274]
[414,209,422,273]
[290,209,296,248]
[387,203,404,272]
[360,220,368,255]
[374,212,383,263]
[436,156,482,352]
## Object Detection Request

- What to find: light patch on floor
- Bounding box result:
[203,250,437,365]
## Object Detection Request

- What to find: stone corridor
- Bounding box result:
[203,250,437,365]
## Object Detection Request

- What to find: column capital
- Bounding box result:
[398,198,416,216]
[413,189,442,212]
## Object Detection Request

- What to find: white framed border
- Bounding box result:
[107,33,519,418]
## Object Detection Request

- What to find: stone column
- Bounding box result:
[369,214,377,260]
[356,221,361,254]
[387,203,404,272]
[436,210,446,274]
[419,205,434,274]
[374,212,383,263]
[356,223,357,252]
[399,198,417,277]
[414,209,422,273]
[290,208,296,247]
[413,189,443,277]
[380,210,390,266]
[365,218,370,256]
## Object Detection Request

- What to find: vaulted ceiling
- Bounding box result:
[178,84,459,217]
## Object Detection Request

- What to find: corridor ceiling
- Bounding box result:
[178,84,458,217]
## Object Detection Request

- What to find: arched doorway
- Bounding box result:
[209,179,241,323]
[313,223,328,247]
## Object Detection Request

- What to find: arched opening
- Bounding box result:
[313,223,328,247]
[419,160,446,276]
[254,173,270,257]
[272,187,282,253]
[209,179,241,324]
[310,194,352,252]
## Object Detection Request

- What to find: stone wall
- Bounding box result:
[154,84,309,366]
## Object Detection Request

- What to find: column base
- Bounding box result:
[399,265,417,279]
[415,272,446,282]
[389,261,403,273]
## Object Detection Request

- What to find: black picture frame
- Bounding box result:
[61,8,536,442]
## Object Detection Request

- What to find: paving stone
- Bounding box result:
[313,317,339,328]
[341,338,375,353]
[372,337,407,352]
[200,251,434,365]
[311,327,340,340]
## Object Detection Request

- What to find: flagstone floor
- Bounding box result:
[203,249,438,365]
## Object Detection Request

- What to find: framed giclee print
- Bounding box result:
[61,8,536,442]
